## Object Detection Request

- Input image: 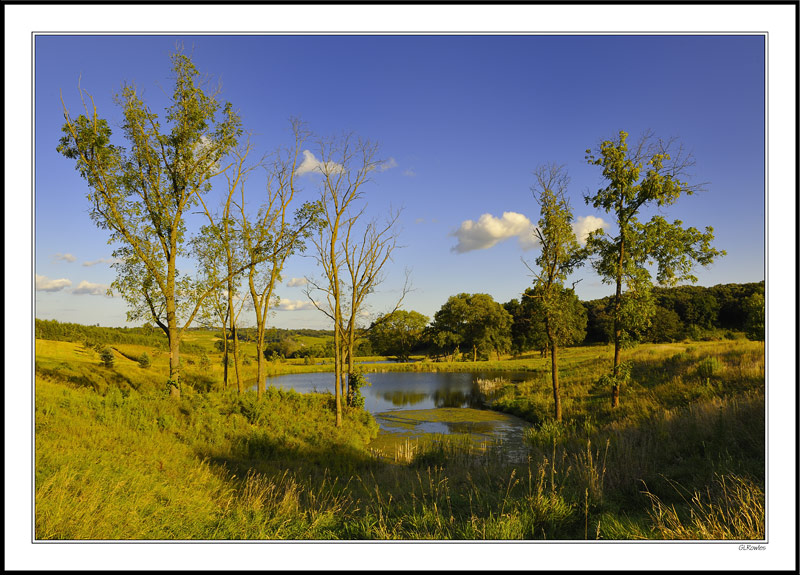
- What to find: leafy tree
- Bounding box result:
[137,351,151,369]
[524,164,587,421]
[584,130,725,407]
[58,51,243,398]
[743,292,765,341]
[583,297,615,344]
[99,347,115,368]
[643,305,684,343]
[430,293,512,362]
[368,310,430,361]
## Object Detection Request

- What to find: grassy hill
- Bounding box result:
[34,324,764,540]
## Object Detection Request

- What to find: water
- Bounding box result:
[261,370,532,415]
[261,370,534,458]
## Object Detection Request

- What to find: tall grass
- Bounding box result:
[34,338,764,540]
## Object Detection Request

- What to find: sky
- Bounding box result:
[34,34,766,329]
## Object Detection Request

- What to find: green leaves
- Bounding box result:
[584,130,725,350]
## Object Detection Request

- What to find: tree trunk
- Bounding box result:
[346,326,356,406]
[611,233,625,409]
[333,326,342,427]
[227,277,242,393]
[256,322,265,399]
[473,345,477,363]
[232,324,242,394]
[168,327,181,399]
[550,340,561,422]
[222,328,229,390]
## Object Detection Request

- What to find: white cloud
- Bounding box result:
[377,157,398,172]
[451,211,538,253]
[573,215,610,245]
[53,253,76,263]
[295,150,345,177]
[414,217,425,224]
[73,280,110,296]
[278,298,316,311]
[82,257,120,267]
[286,277,308,287]
[402,168,416,177]
[36,274,72,292]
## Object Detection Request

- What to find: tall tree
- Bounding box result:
[338,211,407,403]
[305,132,381,427]
[240,120,322,398]
[368,309,429,362]
[584,130,725,408]
[430,293,512,362]
[524,164,587,421]
[57,52,243,397]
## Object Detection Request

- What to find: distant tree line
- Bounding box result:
[35,319,208,354]
[362,280,764,365]
[581,281,765,345]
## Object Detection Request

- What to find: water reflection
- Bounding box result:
[262,370,531,415]
[380,390,430,407]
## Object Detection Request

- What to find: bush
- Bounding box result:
[199,352,211,370]
[138,352,151,369]
[695,357,722,379]
[99,347,115,368]
[347,369,370,409]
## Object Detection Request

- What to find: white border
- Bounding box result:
[7,4,796,571]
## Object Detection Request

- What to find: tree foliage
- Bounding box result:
[584,130,725,407]
[368,309,429,361]
[57,51,244,397]
[743,292,765,341]
[430,293,512,361]
[526,164,587,420]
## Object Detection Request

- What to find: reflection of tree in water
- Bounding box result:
[432,389,484,408]
[381,390,430,406]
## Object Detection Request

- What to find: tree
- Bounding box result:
[430,293,512,362]
[304,132,382,427]
[58,51,243,398]
[338,211,408,403]
[743,292,765,341]
[643,305,684,343]
[239,120,322,398]
[524,164,587,421]
[99,347,115,368]
[584,130,725,408]
[368,309,429,361]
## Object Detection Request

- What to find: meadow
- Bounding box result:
[34,327,764,540]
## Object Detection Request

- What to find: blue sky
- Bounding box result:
[34,34,765,329]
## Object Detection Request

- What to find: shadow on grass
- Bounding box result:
[195,430,383,481]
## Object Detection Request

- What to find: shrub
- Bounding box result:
[138,352,151,369]
[99,347,115,368]
[695,357,722,380]
[199,352,211,369]
[347,369,370,409]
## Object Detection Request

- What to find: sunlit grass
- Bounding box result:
[34,336,764,540]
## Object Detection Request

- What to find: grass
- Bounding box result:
[34,335,765,540]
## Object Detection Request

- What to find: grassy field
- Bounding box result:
[34,332,765,540]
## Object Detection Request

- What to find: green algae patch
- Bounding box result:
[368,407,531,461]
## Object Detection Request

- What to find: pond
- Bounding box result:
[261,370,532,414]
[260,370,535,460]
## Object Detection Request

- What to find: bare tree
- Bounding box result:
[303,133,382,427]
[240,119,323,398]
[339,210,408,403]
